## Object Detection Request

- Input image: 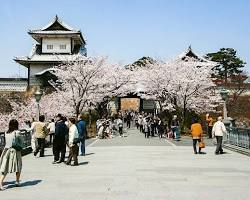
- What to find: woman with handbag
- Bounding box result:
[65,118,79,166]
[191,119,205,154]
[0,119,23,190]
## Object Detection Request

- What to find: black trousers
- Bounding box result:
[66,144,79,165]
[127,120,131,128]
[119,127,123,135]
[53,140,66,162]
[35,138,45,157]
[215,136,223,154]
[158,131,163,138]
[140,125,143,133]
[193,139,201,153]
[136,122,139,129]
[208,126,213,138]
[144,131,149,138]
[151,124,156,137]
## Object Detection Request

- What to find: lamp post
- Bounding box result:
[34,89,43,120]
[219,87,229,120]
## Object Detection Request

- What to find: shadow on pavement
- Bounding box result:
[41,154,54,157]
[5,180,42,189]
[78,161,89,166]
[84,153,95,156]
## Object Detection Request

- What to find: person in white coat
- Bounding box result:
[212,116,227,155]
[65,118,79,166]
[117,117,123,137]
[138,114,143,133]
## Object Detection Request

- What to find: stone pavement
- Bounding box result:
[1,127,250,200]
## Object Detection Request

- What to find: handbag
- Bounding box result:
[12,131,24,151]
[199,140,205,148]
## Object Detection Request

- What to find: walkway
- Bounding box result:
[2,127,250,200]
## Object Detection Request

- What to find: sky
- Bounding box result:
[0,0,249,77]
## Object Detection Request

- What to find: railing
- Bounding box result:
[0,130,32,154]
[19,129,32,148]
[224,127,250,150]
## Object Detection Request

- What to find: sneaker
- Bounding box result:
[71,163,78,166]
[52,160,61,164]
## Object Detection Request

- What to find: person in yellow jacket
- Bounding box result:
[191,119,204,154]
[31,115,48,157]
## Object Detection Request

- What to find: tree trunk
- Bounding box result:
[75,104,80,117]
[88,109,92,128]
[225,65,228,84]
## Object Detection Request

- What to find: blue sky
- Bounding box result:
[0,0,249,77]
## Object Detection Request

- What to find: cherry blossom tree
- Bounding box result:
[134,51,222,126]
[0,92,73,131]
[0,55,134,131]
[49,55,134,116]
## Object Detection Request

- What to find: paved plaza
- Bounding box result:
[1,127,250,200]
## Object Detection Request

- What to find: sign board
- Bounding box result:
[143,100,155,110]
[120,98,140,111]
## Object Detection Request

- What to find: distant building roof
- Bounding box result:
[40,15,75,31]
[175,46,217,65]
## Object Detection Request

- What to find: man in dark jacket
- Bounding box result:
[77,115,87,156]
[53,114,68,164]
[126,113,132,128]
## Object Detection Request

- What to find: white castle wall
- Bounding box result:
[42,38,71,54]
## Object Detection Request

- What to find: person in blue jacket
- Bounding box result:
[77,115,87,156]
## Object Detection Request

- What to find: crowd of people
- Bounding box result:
[0,108,227,191]
[95,110,227,157]
[95,111,181,140]
[0,113,87,190]
[30,114,87,164]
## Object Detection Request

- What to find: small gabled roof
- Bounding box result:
[177,45,213,63]
[40,15,74,31]
[28,15,86,44]
[30,15,76,32]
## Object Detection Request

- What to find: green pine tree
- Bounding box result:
[206,48,246,83]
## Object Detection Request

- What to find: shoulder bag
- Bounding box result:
[12,131,24,151]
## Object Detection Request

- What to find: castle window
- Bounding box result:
[47,44,53,49]
[60,44,66,49]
